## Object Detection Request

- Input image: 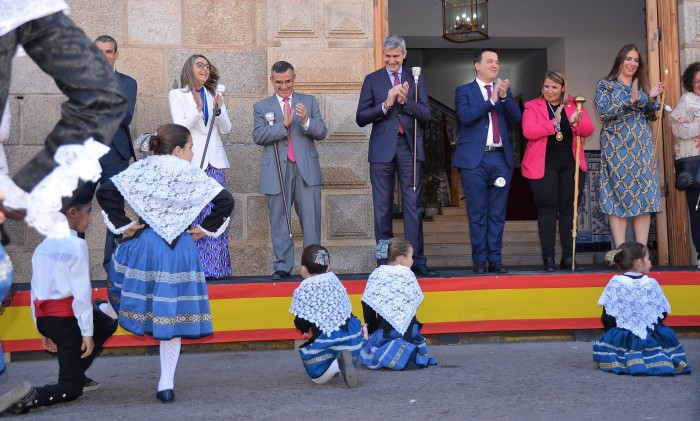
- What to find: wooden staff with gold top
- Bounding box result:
[571,96,586,271]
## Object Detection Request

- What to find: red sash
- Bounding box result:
[33,296,75,317]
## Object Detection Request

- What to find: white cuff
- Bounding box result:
[198,217,230,238]
[101,210,137,235]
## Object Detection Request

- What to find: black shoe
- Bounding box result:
[411,264,436,277]
[83,377,101,392]
[0,381,37,415]
[156,389,175,403]
[560,258,583,271]
[271,270,290,279]
[337,350,358,388]
[543,257,556,272]
[93,299,118,334]
[488,261,508,273]
[473,262,487,274]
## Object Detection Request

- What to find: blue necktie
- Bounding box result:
[199,88,209,126]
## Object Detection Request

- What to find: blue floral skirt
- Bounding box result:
[299,316,363,379]
[360,323,437,370]
[593,324,691,376]
[193,165,232,279]
[108,228,213,340]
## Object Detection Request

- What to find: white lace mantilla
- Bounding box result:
[289,272,352,336]
[110,154,223,245]
[0,138,109,238]
[0,0,69,37]
[362,264,424,335]
[598,274,671,340]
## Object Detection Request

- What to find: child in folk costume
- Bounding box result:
[289,245,362,387]
[360,238,437,370]
[95,123,234,403]
[593,241,691,376]
[0,185,118,415]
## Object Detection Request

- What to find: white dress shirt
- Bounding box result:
[30,229,93,336]
[475,77,502,147]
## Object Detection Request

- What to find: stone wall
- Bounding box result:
[5,0,378,281]
[680,0,700,71]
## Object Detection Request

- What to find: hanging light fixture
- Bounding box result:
[442,0,489,42]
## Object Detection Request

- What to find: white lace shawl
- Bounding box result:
[289,272,352,336]
[0,138,109,238]
[597,274,671,340]
[362,264,424,335]
[109,154,224,245]
[0,0,69,37]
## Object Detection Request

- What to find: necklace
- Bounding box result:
[547,102,564,141]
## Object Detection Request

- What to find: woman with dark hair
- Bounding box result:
[594,44,665,248]
[359,238,437,370]
[670,62,700,266]
[593,242,691,376]
[96,123,234,403]
[169,54,233,279]
[522,70,595,271]
[289,244,362,387]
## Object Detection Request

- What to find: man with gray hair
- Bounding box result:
[356,35,434,276]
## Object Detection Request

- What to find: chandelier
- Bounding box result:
[442,0,489,42]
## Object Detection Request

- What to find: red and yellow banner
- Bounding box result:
[1,271,698,352]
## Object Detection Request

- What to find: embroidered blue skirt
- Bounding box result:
[360,323,437,370]
[299,316,363,379]
[108,228,213,340]
[593,324,691,376]
[192,165,232,279]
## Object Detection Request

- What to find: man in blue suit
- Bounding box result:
[95,35,137,272]
[453,48,521,274]
[356,35,434,276]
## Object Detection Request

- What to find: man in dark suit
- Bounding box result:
[452,48,522,274]
[94,35,137,272]
[356,35,434,276]
[252,61,328,279]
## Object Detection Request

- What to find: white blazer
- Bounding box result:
[168,88,232,170]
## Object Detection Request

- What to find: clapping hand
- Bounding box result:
[650,81,665,99]
[554,104,564,125]
[295,103,308,125]
[499,79,511,100]
[283,101,293,128]
[192,88,203,113]
[631,79,639,103]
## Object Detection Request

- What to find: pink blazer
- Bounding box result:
[521,96,595,180]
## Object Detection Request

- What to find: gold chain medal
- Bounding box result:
[555,131,563,141]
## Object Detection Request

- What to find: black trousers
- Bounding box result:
[33,308,116,408]
[528,150,584,260]
[0,11,126,192]
[684,187,700,260]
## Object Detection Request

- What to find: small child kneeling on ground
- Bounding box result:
[593,241,691,376]
[289,244,362,387]
[0,184,118,415]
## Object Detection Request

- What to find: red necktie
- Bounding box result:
[283,97,296,162]
[484,84,500,144]
[393,72,404,135]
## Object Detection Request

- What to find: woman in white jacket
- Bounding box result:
[169,54,233,279]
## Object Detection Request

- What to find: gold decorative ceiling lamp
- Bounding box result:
[442,0,489,42]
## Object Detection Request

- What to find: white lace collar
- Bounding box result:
[362,264,424,335]
[110,154,223,244]
[289,272,352,336]
[0,138,109,238]
[0,0,69,37]
[598,274,671,339]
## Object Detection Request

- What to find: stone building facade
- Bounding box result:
[5,0,378,281]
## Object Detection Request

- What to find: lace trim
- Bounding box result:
[289,272,352,336]
[197,217,230,238]
[0,138,109,238]
[101,210,136,234]
[598,274,671,339]
[362,264,424,335]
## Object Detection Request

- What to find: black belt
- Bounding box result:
[484,146,503,152]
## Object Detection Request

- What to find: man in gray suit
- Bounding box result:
[253,61,328,278]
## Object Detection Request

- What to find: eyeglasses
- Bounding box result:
[195,62,211,70]
[273,80,294,87]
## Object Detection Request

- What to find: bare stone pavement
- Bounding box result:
[1,339,698,420]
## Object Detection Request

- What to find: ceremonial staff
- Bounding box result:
[200,84,226,169]
[265,112,293,238]
[411,67,421,191]
[571,95,586,271]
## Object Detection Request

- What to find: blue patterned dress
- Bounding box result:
[594,78,661,217]
[193,165,232,279]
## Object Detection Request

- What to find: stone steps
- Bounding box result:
[393,207,605,267]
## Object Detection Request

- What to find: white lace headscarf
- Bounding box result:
[289,271,352,336]
[598,274,671,339]
[362,264,424,335]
